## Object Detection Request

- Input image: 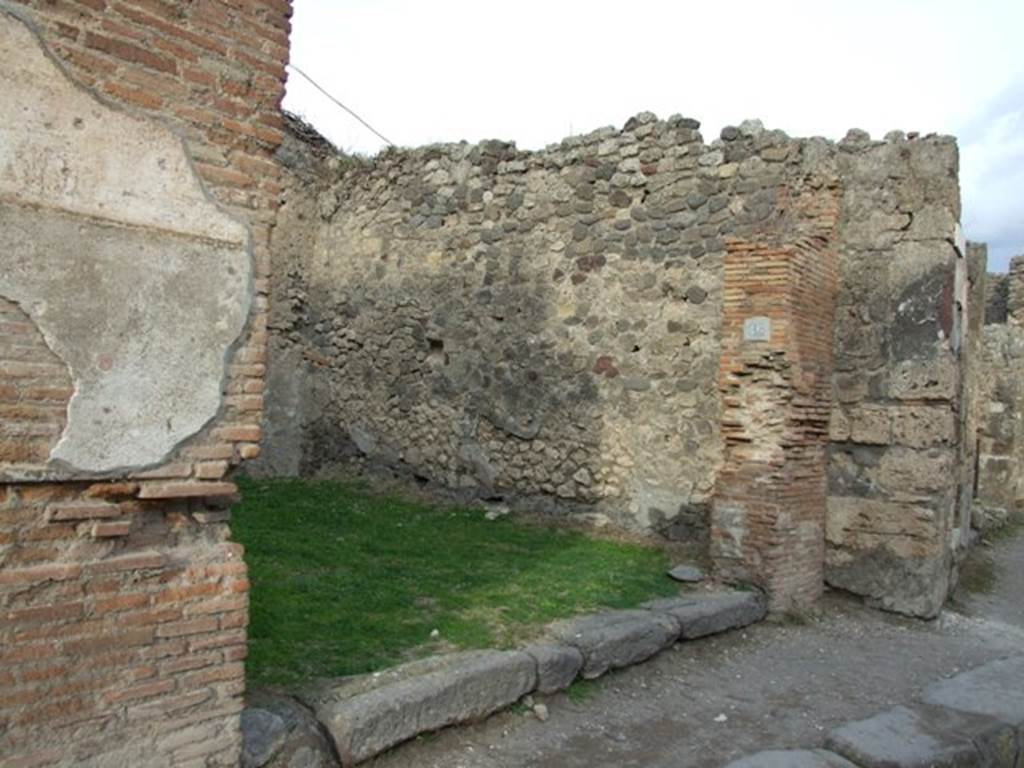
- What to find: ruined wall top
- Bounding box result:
[1010,255,1024,324]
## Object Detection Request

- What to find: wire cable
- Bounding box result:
[287,63,395,148]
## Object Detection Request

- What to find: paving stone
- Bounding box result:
[642,590,765,639]
[523,643,583,693]
[724,749,858,768]
[921,655,1024,726]
[667,564,706,583]
[825,703,1018,768]
[299,650,536,765]
[242,692,338,768]
[547,609,680,679]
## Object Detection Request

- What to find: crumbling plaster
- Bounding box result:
[0,7,252,476]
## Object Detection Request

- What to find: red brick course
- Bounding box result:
[711,180,840,611]
[1,1,292,764]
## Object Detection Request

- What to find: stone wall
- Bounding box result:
[265,117,973,612]
[973,255,1024,531]
[825,134,965,618]
[268,114,735,538]
[265,117,854,544]
[0,2,291,766]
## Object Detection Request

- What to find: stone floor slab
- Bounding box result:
[921,655,1024,727]
[724,749,859,768]
[826,703,1016,768]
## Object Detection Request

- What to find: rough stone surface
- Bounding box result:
[523,644,584,694]
[972,258,1024,531]
[921,655,1024,726]
[826,136,964,618]
[547,609,680,678]
[300,650,537,765]
[642,590,766,639]
[0,8,250,477]
[825,703,1018,768]
[667,564,706,583]
[725,749,858,768]
[242,693,339,768]
[264,111,977,617]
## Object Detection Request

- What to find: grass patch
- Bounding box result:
[232,477,677,689]
[566,678,601,704]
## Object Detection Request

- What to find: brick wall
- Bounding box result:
[711,181,840,611]
[0,1,291,765]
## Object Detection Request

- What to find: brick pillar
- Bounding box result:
[711,233,839,611]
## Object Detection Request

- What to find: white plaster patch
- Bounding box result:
[0,10,251,475]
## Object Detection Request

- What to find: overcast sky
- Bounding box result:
[284,0,1023,272]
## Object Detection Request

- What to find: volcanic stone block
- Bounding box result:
[642,590,766,639]
[826,703,1018,768]
[300,650,536,765]
[724,750,858,768]
[523,644,584,694]
[547,609,680,679]
[921,656,1024,727]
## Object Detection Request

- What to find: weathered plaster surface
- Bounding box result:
[0,10,251,475]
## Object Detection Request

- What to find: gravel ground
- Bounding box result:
[371,531,1024,768]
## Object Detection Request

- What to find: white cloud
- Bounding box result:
[284,0,1024,270]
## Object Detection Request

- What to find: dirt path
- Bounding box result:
[371,531,1024,768]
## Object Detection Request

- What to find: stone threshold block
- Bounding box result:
[298,650,537,766]
[239,593,765,765]
[825,702,1020,767]
[245,589,768,766]
[642,590,766,640]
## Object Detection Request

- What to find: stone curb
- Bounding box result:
[244,587,766,766]
[724,654,1024,768]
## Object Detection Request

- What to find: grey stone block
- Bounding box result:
[724,749,858,768]
[826,703,1018,768]
[299,650,537,765]
[921,656,1024,727]
[642,590,765,639]
[524,643,583,694]
[667,564,706,583]
[242,692,339,768]
[547,609,679,679]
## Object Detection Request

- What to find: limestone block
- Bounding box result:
[890,406,956,448]
[825,497,942,558]
[847,406,891,445]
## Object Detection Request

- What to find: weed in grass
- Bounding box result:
[566,678,600,704]
[232,477,677,689]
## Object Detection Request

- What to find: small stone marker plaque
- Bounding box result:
[743,316,771,342]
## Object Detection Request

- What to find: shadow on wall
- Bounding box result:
[256,115,729,542]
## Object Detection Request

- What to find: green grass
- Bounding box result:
[232,477,678,689]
